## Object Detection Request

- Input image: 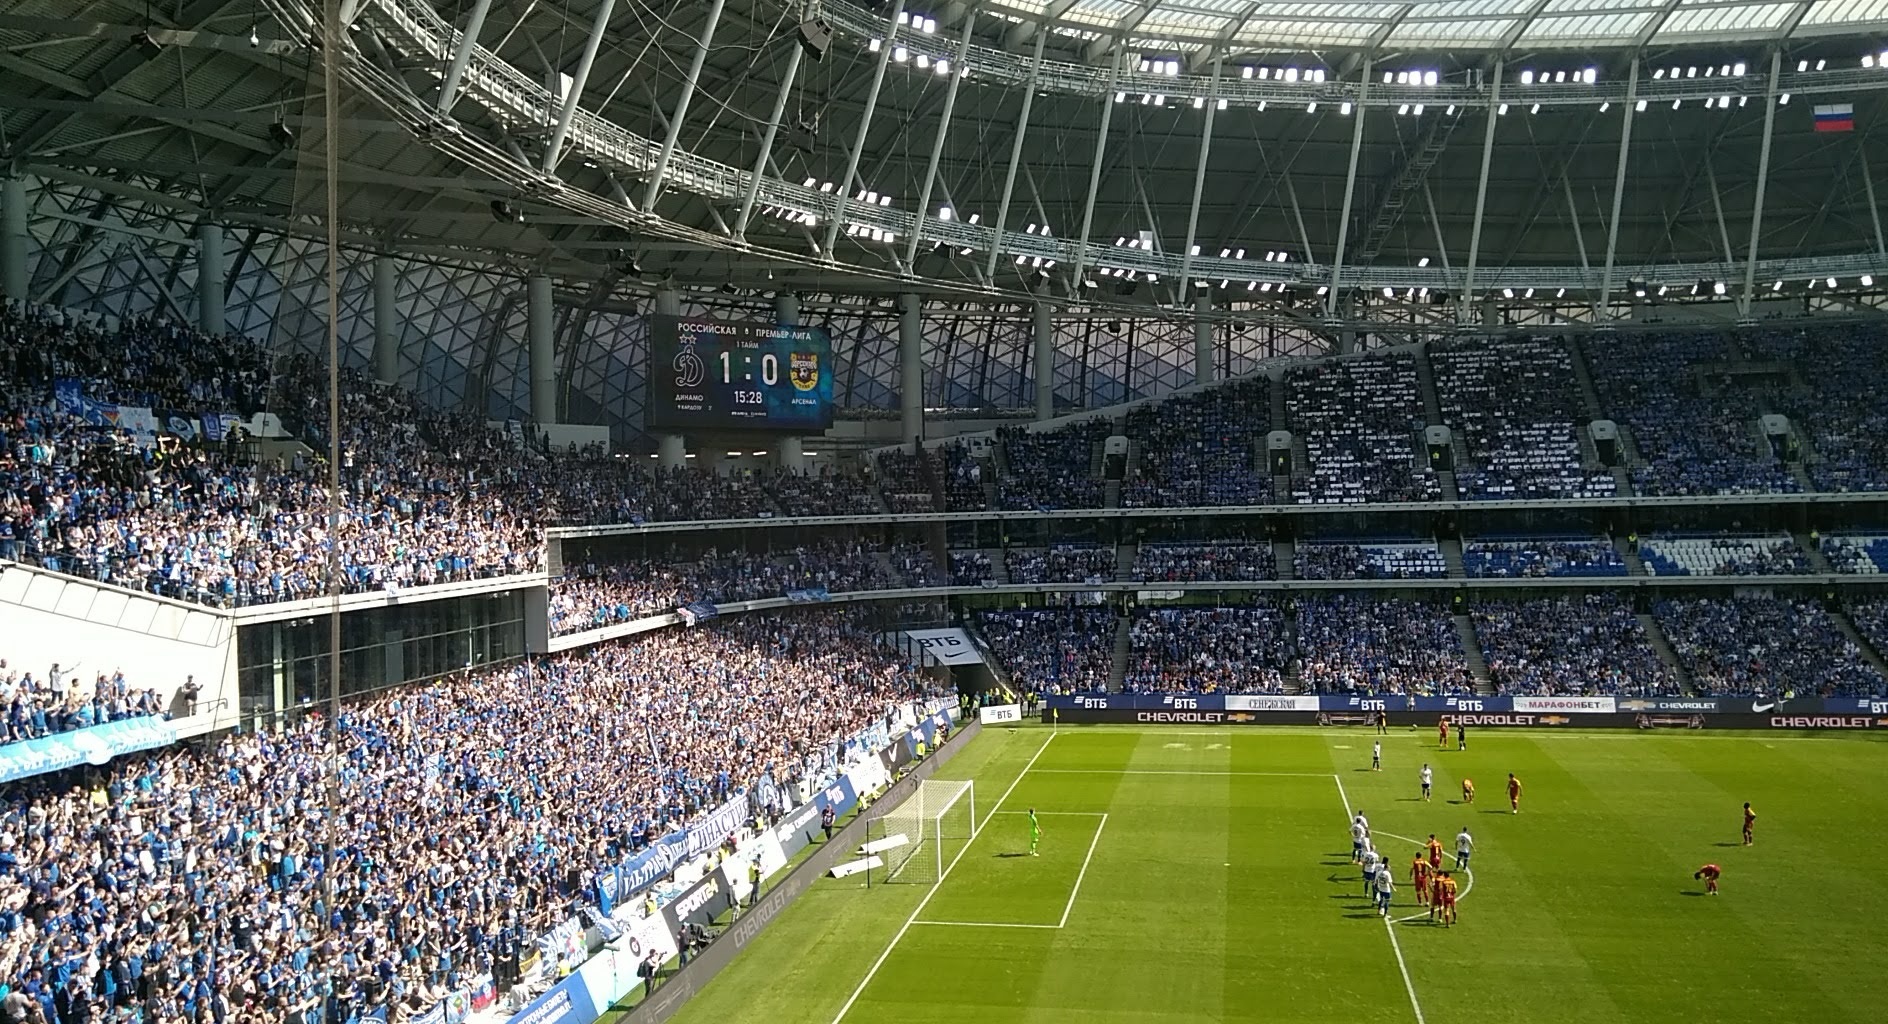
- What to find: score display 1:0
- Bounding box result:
[721,350,779,385]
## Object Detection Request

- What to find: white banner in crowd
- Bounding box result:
[1511,695,1618,714]
[846,756,891,799]
[1225,695,1323,712]
[979,704,1024,725]
[903,628,986,666]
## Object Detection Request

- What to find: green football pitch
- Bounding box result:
[653,724,1888,1024]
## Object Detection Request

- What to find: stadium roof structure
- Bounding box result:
[5,0,1888,332]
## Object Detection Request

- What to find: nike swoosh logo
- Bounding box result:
[1751,701,1776,713]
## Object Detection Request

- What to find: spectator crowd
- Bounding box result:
[1472,595,1678,696]
[0,614,935,1023]
[1124,605,1295,693]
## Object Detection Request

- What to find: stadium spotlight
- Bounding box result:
[1600,101,1610,112]
[1635,99,1648,111]
[1629,279,1647,297]
[1501,288,1514,299]
[1653,69,1665,79]
[1583,68,1597,84]
[1520,70,1534,84]
[1341,102,1353,114]
[268,118,295,150]
[1497,103,1509,115]
[1417,257,1430,267]
[1864,275,1875,286]
[1828,276,1839,288]
[1773,279,1783,291]
[489,199,521,223]
[1658,285,1668,296]
[1530,103,1540,114]
[1797,60,1809,72]
[1425,71,1438,86]
[1713,281,1728,295]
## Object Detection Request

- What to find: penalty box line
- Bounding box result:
[912,811,1109,931]
[827,731,1059,1024]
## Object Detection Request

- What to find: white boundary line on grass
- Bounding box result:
[1332,774,1427,1024]
[1032,769,1338,778]
[827,731,1058,1024]
[1060,813,1107,928]
[912,811,1109,930]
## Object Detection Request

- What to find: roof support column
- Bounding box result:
[528,274,555,423]
[985,31,1049,279]
[1859,146,1887,258]
[1740,51,1783,316]
[734,40,805,239]
[1071,50,1127,291]
[641,0,727,207]
[775,291,806,473]
[905,13,978,265]
[373,253,399,384]
[1,176,26,301]
[823,0,907,257]
[1561,177,1591,282]
[541,0,619,174]
[655,287,685,466]
[196,221,225,337]
[435,0,495,116]
[1326,57,1373,318]
[1193,289,1213,387]
[1461,60,1503,323]
[1599,60,1639,320]
[1178,55,1226,299]
[1033,300,1055,421]
[900,293,924,444]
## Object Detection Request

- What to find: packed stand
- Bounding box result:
[0,613,935,1023]
[996,421,1107,510]
[975,608,1116,693]
[1586,331,1798,496]
[1462,538,1628,578]
[888,542,947,587]
[1637,535,1810,576]
[1845,598,1888,655]
[548,558,698,633]
[1297,595,1473,695]
[1655,596,1884,696]
[872,447,937,513]
[759,467,884,516]
[1472,595,1678,695]
[1294,541,1447,580]
[1742,323,1888,492]
[1821,535,1888,574]
[949,551,995,586]
[1005,544,1116,584]
[872,444,988,513]
[1286,354,1441,504]
[1131,542,1277,582]
[1124,605,1296,693]
[0,660,171,745]
[1122,379,1270,507]
[1432,338,1615,500]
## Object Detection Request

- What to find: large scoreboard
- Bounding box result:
[645,315,835,432]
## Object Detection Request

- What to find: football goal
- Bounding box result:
[865,779,976,884]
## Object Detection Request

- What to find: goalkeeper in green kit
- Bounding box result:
[1029,808,1041,856]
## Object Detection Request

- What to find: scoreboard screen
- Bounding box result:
[645,315,835,432]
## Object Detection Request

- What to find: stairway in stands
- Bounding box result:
[1108,614,1133,692]
[1115,542,1138,581]
[1453,613,1494,694]
[1273,538,1296,580]
[990,550,1012,585]
[1792,529,1832,573]
[1636,612,1697,695]
[1413,343,1446,427]
[1614,534,1648,576]
[1438,535,1468,579]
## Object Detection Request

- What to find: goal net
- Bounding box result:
[867,779,976,884]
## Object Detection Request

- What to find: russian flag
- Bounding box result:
[1814,103,1855,132]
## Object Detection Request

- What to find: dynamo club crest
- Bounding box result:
[790,351,819,391]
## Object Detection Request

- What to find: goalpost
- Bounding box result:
[867,779,976,884]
